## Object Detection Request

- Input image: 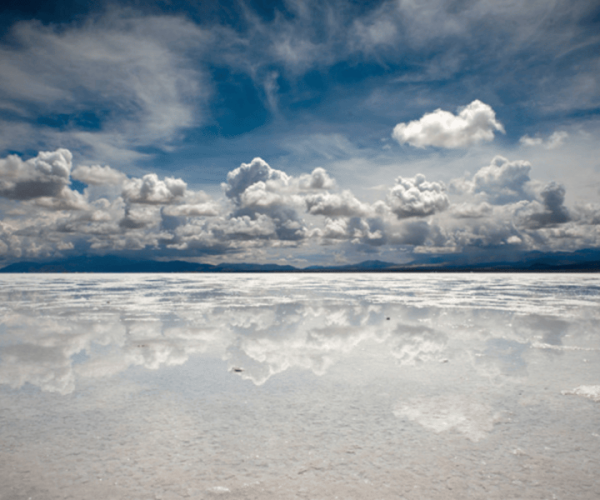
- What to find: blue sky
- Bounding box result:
[0,0,599,266]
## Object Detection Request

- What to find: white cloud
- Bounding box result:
[388,174,449,218]
[457,156,533,205]
[34,187,89,212]
[224,157,290,201]
[162,203,220,217]
[71,165,127,186]
[519,135,543,147]
[305,190,371,217]
[507,235,522,245]
[0,12,208,161]
[215,215,278,241]
[352,16,398,50]
[520,131,569,149]
[0,146,596,263]
[0,149,72,200]
[0,148,89,211]
[575,203,600,225]
[319,217,385,246]
[298,167,336,190]
[547,132,569,149]
[223,158,341,243]
[392,100,505,149]
[122,174,187,205]
[238,182,290,211]
[119,205,160,230]
[450,202,493,219]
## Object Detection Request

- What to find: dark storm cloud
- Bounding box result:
[0,149,72,200]
[520,182,570,230]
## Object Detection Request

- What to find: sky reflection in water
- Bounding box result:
[0,274,599,499]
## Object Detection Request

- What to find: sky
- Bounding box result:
[0,0,599,267]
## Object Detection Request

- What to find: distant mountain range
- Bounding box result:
[1,249,600,273]
[0,255,296,273]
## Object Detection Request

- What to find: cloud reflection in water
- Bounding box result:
[1,274,598,394]
[0,274,599,499]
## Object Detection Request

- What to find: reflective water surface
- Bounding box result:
[0,273,599,499]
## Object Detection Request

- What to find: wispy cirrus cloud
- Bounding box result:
[0,11,208,164]
[520,131,569,149]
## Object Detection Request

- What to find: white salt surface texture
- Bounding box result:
[0,273,599,499]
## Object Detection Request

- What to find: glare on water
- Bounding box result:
[0,273,599,499]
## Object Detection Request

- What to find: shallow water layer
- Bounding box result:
[0,273,599,499]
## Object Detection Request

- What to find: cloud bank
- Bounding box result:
[0,141,598,266]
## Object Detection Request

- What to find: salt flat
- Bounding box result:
[0,273,599,499]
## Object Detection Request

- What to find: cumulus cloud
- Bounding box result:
[453,156,533,205]
[0,148,90,212]
[119,205,159,230]
[122,174,187,204]
[320,217,385,246]
[34,187,89,211]
[389,219,435,247]
[0,146,595,264]
[442,154,581,250]
[225,159,338,216]
[234,187,307,242]
[392,100,505,148]
[519,182,570,229]
[224,157,290,202]
[222,158,343,243]
[305,190,371,217]
[215,214,278,240]
[575,203,600,225]
[0,149,73,200]
[388,174,449,218]
[238,181,290,211]
[298,167,336,190]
